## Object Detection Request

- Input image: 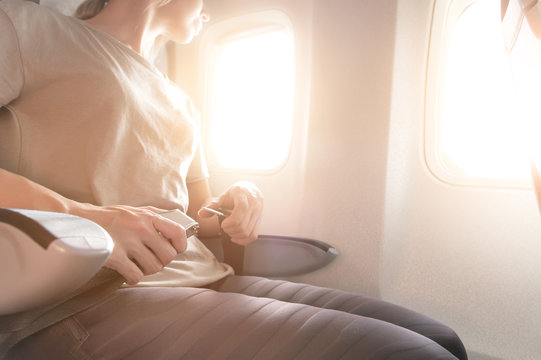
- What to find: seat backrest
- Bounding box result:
[40,0,84,16]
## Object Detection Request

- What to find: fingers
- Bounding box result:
[105,249,144,285]
[91,206,187,285]
[211,182,264,245]
[127,242,167,276]
[128,214,185,274]
[197,201,221,218]
[152,214,187,253]
[222,196,254,243]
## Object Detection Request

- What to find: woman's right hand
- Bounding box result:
[72,204,187,285]
[0,169,185,285]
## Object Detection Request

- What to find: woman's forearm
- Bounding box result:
[0,168,74,213]
[0,168,187,285]
[186,179,222,238]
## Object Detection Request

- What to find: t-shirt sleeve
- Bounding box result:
[186,141,210,184]
[0,7,24,107]
[186,105,210,184]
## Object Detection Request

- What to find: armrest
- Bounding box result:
[201,234,339,277]
[243,235,339,277]
[0,208,113,315]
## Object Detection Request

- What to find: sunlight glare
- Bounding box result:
[440,0,538,181]
[208,29,294,170]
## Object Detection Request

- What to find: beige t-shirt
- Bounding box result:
[0,0,232,287]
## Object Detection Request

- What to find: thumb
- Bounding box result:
[198,200,221,218]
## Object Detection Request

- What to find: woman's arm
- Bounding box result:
[0,168,187,285]
[187,178,264,245]
[186,179,221,238]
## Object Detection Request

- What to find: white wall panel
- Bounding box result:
[384,1,541,359]
[174,1,541,358]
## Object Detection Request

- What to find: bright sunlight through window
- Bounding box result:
[438,0,535,183]
[207,27,294,171]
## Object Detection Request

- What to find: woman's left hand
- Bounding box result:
[198,181,263,245]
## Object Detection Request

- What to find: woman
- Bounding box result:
[0,0,466,358]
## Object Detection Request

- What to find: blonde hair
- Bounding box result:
[75,0,172,20]
[74,0,108,20]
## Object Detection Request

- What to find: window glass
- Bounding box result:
[430,0,535,186]
[206,26,294,171]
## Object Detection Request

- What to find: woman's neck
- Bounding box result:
[83,0,162,58]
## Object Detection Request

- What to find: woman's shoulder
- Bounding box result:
[0,0,78,37]
[1,0,45,20]
[1,1,96,60]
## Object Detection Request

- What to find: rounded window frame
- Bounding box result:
[197,10,297,175]
[425,0,533,189]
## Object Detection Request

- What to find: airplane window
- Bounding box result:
[427,0,536,188]
[205,22,294,171]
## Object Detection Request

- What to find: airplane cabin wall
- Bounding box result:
[174,1,541,359]
[291,0,397,297]
[384,1,541,359]
[176,0,397,297]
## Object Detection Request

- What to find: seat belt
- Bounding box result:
[215,209,245,275]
